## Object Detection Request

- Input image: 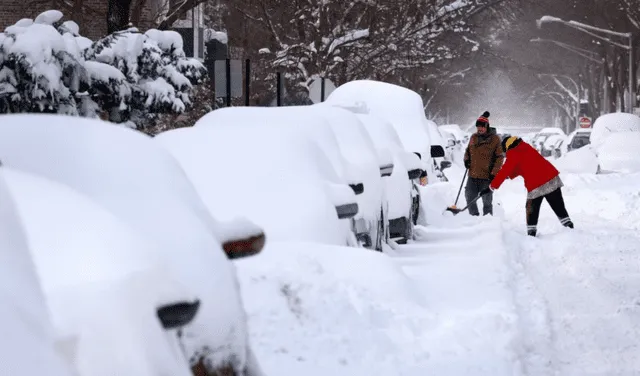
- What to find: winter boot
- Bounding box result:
[560,217,574,229]
[527,225,537,237]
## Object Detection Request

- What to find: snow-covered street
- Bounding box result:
[237,167,640,376]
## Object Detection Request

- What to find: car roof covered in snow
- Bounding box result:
[325,80,432,155]
[154,125,352,245]
[591,112,640,148]
[196,106,351,183]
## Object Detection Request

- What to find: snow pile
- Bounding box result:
[553,145,599,174]
[0,10,207,128]
[236,241,436,375]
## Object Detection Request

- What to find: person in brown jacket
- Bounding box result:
[463,111,504,216]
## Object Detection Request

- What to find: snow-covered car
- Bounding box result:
[352,112,425,244]
[532,127,566,152]
[438,124,466,145]
[590,112,640,149]
[325,79,445,189]
[311,103,391,249]
[4,167,196,376]
[155,119,359,247]
[595,131,640,173]
[565,129,592,152]
[423,119,449,181]
[0,114,265,376]
[0,169,74,376]
[541,134,566,157]
[195,105,384,250]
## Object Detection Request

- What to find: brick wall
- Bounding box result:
[0,0,160,41]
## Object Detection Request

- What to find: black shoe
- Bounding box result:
[527,229,537,237]
[560,217,573,228]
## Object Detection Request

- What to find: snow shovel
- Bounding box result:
[445,190,489,215]
[445,168,468,213]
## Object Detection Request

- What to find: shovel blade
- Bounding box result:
[445,206,463,215]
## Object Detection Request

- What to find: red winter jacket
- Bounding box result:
[490,138,559,192]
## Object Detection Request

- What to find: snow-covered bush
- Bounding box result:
[0,10,207,129]
[0,11,89,115]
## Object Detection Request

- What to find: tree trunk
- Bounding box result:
[107,0,133,34]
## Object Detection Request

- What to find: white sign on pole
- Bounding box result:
[309,78,336,104]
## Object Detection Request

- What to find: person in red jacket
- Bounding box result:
[479,136,574,236]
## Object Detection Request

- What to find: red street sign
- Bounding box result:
[579,117,591,128]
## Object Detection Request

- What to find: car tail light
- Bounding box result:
[222,233,266,259]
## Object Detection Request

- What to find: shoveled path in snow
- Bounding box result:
[499,173,640,376]
[389,213,526,375]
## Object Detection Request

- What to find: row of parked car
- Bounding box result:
[0,80,454,375]
[525,126,592,159]
[520,112,640,174]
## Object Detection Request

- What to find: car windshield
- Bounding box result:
[570,134,591,149]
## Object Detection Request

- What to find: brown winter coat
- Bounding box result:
[464,128,505,180]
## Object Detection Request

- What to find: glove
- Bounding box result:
[489,174,495,181]
[479,186,493,196]
[464,160,470,169]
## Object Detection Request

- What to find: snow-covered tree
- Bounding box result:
[82,27,207,127]
[0,11,90,115]
[227,0,495,94]
[0,10,207,130]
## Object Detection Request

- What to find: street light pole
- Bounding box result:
[530,38,602,64]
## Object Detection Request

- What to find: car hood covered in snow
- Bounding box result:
[0,114,250,372]
[0,169,74,376]
[4,167,194,376]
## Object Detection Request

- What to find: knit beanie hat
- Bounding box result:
[476,111,490,128]
[502,136,520,152]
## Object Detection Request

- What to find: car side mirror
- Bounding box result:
[440,160,452,170]
[430,145,445,158]
[335,202,359,219]
[407,168,423,180]
[157,300,201,330]
[349,182,364,195]
[222,232,266,259]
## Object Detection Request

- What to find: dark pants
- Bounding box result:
[465,177,493,216]
[525,188,573,235]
